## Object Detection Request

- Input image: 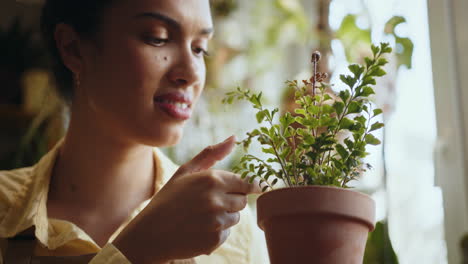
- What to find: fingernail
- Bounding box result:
[223,135,234,143]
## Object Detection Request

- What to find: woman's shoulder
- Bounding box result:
[0,166,37,235]
[0,166,36,208]
[0,145,59,237]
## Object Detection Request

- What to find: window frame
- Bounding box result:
[428,0,468,262]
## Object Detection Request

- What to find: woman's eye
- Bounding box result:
[193,47,210,57]
[144,36,169,47]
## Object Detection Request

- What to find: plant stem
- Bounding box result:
[312,58,318,139]
[244,154,275,190]
[290,133,300,185]
[262,107,293,187]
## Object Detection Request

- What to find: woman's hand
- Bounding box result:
[113,136,261,264]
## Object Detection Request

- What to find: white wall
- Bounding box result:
[428,0,468,263]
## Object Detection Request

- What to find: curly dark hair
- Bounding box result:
[40,0,117,102]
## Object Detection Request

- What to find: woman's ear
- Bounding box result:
[54,23,84,75]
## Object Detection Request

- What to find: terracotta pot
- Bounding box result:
[257,186,375,264]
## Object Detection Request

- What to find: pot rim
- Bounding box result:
[259,185,372,198]
[257,185,376,231]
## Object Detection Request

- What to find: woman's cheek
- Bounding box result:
[120,47,164,97]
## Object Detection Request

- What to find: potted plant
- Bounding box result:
[223,42,392,264]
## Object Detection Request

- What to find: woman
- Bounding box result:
[0,0,268,263]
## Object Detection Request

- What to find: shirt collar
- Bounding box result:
[27,139,178,250]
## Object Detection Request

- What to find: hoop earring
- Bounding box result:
[74,73,81,88]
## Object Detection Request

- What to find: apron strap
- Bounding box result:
[5,227,196,264]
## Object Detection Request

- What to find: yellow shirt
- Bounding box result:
[0,140,269,263]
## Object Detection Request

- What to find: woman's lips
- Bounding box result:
[154,93,193,120]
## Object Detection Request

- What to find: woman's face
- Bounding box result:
[77,0,213,147]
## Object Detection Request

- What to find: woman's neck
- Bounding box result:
[48,110,156,217]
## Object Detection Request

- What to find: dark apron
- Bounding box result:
[4,227,196,264]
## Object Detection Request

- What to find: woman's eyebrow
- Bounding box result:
[133,12,213,36]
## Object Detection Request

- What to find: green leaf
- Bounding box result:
[385,16,413,68]
[340,74,356,88]
[344,138,354,149]
[271,108,279,119]
[266,157,277,163]
[241,171,249,179]
[373,109,383,117]
[280,112,295,128]
[371,44,380,56]
[394,37,413,68]
[307,105,320,114]
[360,86,375,97]
[336,14,371,62]
[370,122,385,132]
[377,58,389,66]
[272,178,279,186]
[379,42,392,54]
[340,118,354,130]
[362,105,369,113]
[365,57,374,68]
[265,170,274,180]
[294,108,306,116]
[354,115,367,125]
[349,122,363,132]
[249,92,262,108]
[258,165,265,176]
[249,175,256,183]
[333,101,345,116]
[336,144,349,159]
[296,128,305,136]
[249,129,261,137]
[339,90,351,102]
[380,42,391,51]
[262,147,276,155]
[322,104,334,114]
[347,101,362,114]
[365,134,381,145]
[256,110,266,123]
[319,115,334,127]
[362,76,376,86]
[323,94,333,101]
[371,67,386,77]
[305,151,318,162]
[302,118,319,128]
[349,64,364,78]
[304,134,315,145]
[294,116,305,125]
[260,127,270,136]
[281,147,291,158]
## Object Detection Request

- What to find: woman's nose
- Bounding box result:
[167,48,201,87]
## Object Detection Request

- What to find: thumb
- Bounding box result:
[173,135,236,178]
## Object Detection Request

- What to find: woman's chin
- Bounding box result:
[142,127,184,147]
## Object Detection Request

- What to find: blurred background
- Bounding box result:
[1,0,467,263]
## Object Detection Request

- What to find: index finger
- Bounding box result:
[174,136,236,178]
[220,172,262,195]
